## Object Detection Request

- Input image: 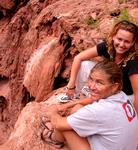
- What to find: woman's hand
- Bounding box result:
[46,104,59,119]
[54,86,75,100]
[56,103,72,116]
[65,87,76,99]
[57,104,67,112]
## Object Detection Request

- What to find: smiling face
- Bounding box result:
[113,29,134,55]
[88,60,123,101]
[88,69,118,100]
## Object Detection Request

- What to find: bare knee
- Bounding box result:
[62,130,90,150]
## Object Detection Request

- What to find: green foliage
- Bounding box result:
[84,16,99,28]
[118,0,129,4]
[114,8,131,23]
[76,47,82,53]
[117,8,130,21]
[66,78,70,82]
[114,8,138,27]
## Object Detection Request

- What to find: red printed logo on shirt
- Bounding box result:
[122,100,136,122]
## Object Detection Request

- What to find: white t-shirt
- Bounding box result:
[67,91,138,150]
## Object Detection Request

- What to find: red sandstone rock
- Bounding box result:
[0,0,137,149]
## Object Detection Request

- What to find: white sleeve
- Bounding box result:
[67,104,99,137]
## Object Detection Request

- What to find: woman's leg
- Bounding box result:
[76,60,97,93]
[51,127,90,150]
[62,130,90,150]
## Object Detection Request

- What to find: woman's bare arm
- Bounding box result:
[129,74,138,114]
[58,97,94,112]
[67,46,98,89]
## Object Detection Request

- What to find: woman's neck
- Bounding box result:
[115,53,124,64]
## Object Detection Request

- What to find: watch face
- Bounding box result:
[56,94,70,103]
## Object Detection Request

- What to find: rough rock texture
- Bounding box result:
[0,94,69,150]
[23,33,72,102]
[0,0,138,149]
[0,101,61,150]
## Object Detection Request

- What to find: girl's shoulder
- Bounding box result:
[123,53,138,64]
[124,54,138,74]
[127,54,138,62]
[97,40,107,48]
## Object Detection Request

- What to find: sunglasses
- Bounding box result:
[121,20,138,31]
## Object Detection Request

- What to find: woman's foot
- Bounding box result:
[41,116,65,149]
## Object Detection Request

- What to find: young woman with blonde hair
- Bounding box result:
[66,20,138,113]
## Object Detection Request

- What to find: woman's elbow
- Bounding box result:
[74,54,82,62]
[133,95,138,114]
